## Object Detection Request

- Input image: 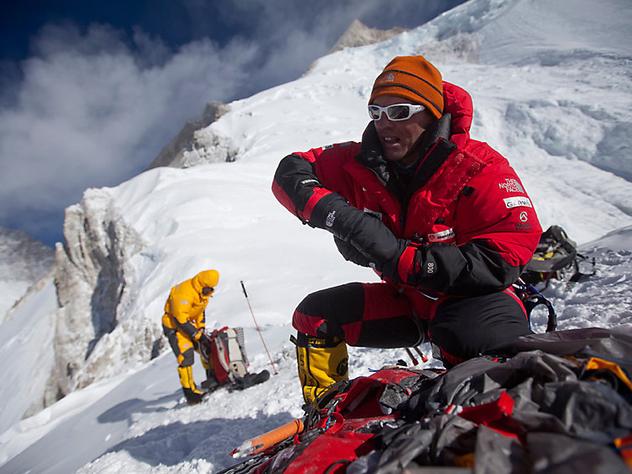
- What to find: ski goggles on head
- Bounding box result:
[368,103,426,122]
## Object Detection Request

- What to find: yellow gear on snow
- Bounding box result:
[296,335,349,405]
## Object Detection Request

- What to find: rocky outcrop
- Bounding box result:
[330,20,406,52]
[147,101,237,169]
[53,188,146,395]
[331,19,480,64]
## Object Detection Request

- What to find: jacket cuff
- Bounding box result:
[397,246,418,283]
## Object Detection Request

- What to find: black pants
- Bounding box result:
[292,282,531,365]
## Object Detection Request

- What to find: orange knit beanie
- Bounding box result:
[369,56,444,119]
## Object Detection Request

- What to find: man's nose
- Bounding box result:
[375,114,393,128]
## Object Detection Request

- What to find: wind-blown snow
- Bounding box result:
[1,0,631,472]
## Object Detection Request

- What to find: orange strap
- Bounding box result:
[584,357,632,393]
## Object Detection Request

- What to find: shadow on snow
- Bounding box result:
[103,412,296,469]
[97,393,176,424]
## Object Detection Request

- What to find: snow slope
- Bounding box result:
[2,226,630,473]
[1,0,631,472]
[0,280,57,436]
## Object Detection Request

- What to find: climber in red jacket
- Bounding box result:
[272,55,542,404]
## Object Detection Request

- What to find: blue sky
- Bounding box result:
[0,0,464,245]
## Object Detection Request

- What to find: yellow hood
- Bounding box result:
[192,269,220,293]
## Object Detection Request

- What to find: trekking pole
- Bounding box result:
[240,280,278,375]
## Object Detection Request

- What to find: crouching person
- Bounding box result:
[162,269,220,404]
[272,55,542,405]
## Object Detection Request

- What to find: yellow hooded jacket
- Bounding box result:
[161,270,219,341]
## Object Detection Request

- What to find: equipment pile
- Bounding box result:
[222,327,632,473]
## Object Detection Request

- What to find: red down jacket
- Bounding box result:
[272,82,541,299]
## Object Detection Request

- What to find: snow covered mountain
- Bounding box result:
[1,0,631,472]
[0,227,54,324]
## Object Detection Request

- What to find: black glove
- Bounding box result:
[310,193,401,265]
[334,236,373,267]
[193,330,212,355]
[377,239,412,282]
[198,333,213,355]
[333,235,412,284]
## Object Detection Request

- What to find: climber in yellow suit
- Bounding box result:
[162,269,220,404]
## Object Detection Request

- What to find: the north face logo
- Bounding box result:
[383,72,395,82]
[325,210,336,227]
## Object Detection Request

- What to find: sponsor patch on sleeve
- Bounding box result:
[503,196,532,209]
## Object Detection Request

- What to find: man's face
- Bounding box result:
[371,95,436,164]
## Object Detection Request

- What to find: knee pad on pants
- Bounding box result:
[177,348,195,367]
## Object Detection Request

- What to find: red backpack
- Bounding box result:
[207,327,249,385]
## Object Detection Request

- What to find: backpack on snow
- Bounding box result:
[521,225,595,286]
[207,326,250,385]
[513,225,596,333]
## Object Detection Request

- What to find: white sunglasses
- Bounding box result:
[368,103,426,121]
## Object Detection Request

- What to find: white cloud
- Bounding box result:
[0,24,257,240]
[0,0,464,242]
